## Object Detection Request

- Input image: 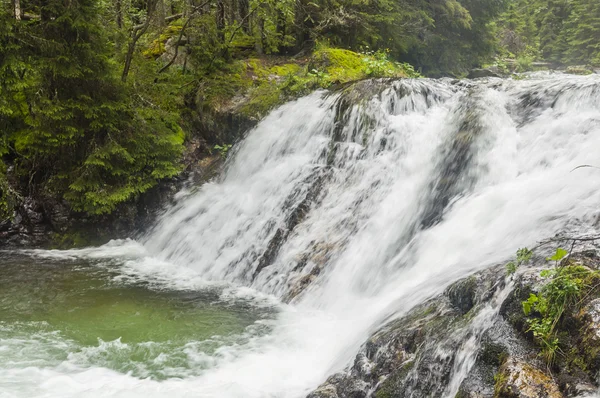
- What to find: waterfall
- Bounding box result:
[7,74,600,397]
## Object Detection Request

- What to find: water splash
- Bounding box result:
[4,74,600,397]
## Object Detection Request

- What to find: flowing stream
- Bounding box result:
[3,74,600,397]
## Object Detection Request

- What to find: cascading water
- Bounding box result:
[3,74,600,397]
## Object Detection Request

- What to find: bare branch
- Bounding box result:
[156,0,214,75]
[571,164,600,172]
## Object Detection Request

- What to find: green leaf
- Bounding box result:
[547,248,568,262]
[506,261,517,275]
[516,247,533,264]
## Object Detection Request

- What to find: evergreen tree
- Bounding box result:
[538,0,571,63]
[2,0,184,215]
[564,0,600,64]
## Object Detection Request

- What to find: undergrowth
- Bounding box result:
[506,246,600,364]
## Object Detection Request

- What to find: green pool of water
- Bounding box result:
[0,252,274,380]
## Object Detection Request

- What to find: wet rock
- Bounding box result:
[494,358,561,398]
[456,387,489,398]
[307,384,338,398]
[468,69,501,79]
[43,198,72,233]
[577,298,600,372]
[307,250,600,398]
[557,373,597,397]
[564,250,600,270]
[447,276,478,314]
[307,373,369,398]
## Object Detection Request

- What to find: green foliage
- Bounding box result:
[496,0,600,66]
[517,247,600,364]
[213,144,232,159]
[362,49,398,77]
[0,161,17,222]
[547,247,568,263]
[202,46,415,121]
[0,0,184,216]
[515,55,534,72]
[506,247,533,275]
[143,23,184,59]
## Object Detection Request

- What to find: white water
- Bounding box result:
[4,74,600,397]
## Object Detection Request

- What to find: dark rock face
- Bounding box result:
[0,149,226,249]
[447,276,478,314]
[467,69,502,79]
[308,250,600,398]
[309,267,505,398]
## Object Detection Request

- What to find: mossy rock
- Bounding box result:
[565,66,593,75]
[494,358,561,398]
[447,275,478,315]
[577,298,600,372]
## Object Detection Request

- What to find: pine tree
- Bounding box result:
[4,0,183,215]
[564,0,600,64]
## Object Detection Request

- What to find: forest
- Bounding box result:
[1,0,600,233]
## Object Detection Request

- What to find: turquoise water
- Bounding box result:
[0,252,275,381]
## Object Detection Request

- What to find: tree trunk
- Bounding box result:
[115,0,122,28]
[14,0,21,20]
[121,0,157,82]
[122,41,136,81]
[239,0,249,33]
[217,0,225,41]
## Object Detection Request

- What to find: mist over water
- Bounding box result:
[3,74,600,397]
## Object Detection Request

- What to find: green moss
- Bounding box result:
[197,47,419,127]
[239,81,283,119]
[493,369,509,397]
[143,23,183,59]
[566,346,589,373]
[313,48,367,81]
[269,63,302,77]
[375,360,415,398]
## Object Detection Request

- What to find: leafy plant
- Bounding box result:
[506,247,533,275]
[547,248,569,263]
[520,247,597,364]
[362,49,396,78]
[307,68,330,86]
[214,144,232,159]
